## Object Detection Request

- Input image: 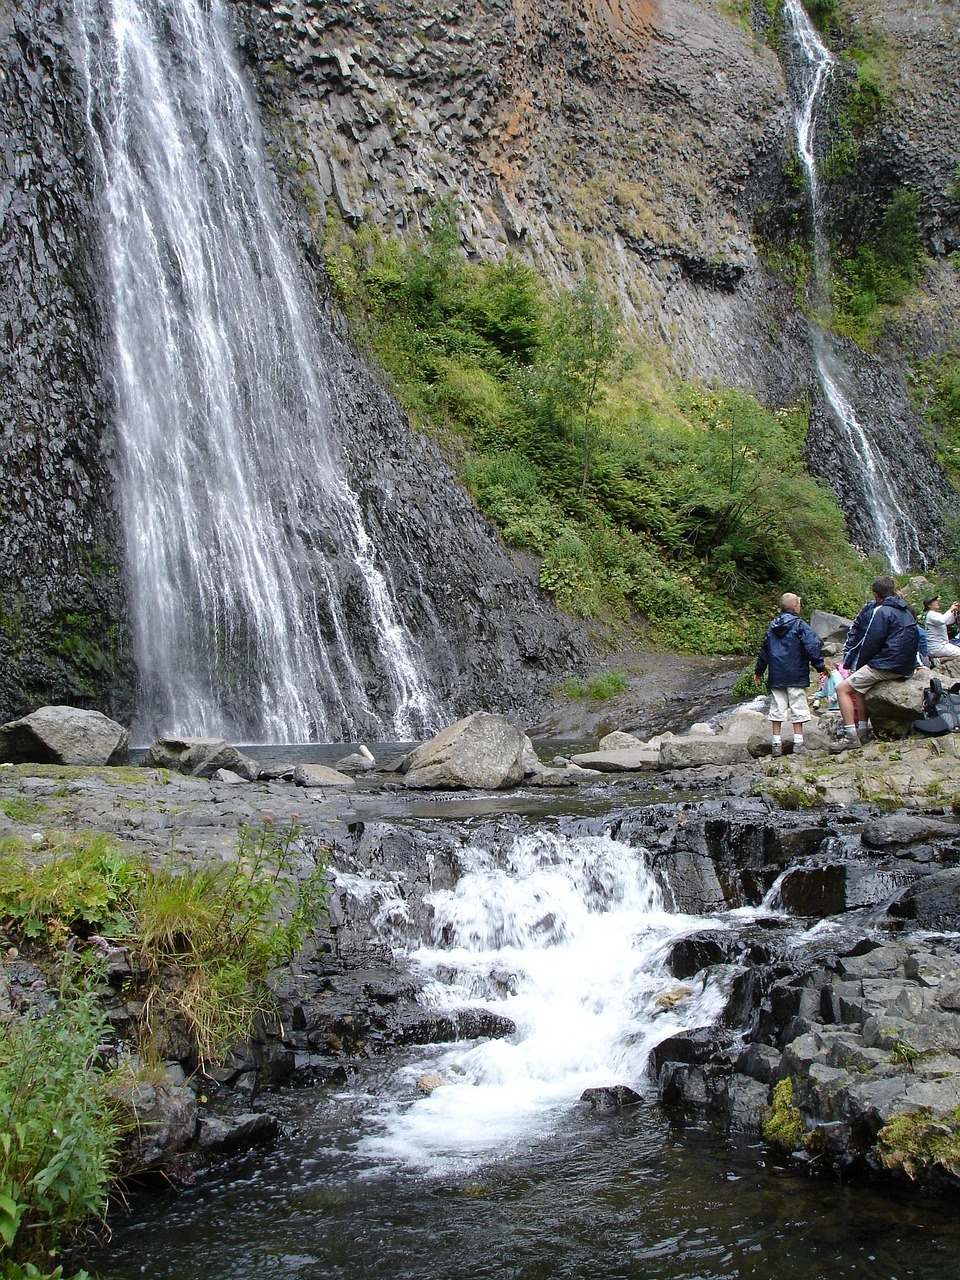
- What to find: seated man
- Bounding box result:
[923,595,960,661]
[834,576,919,751]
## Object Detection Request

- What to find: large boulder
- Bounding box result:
[0,705,129,765]
[865,669,930,736]
[810,610,851,643]
[401,712,537,790]
[142,736,261,781]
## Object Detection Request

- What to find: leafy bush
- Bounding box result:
[832,190,923,343]
[0,971,115,1272]
[0,836,142,946]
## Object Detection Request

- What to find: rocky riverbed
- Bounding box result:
[4,674,960,1196]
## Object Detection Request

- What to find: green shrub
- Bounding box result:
[0,836,142,946]
[832,190,923,343]
[731,665,760,700]
[539,534,601,617]
[0,971,115,1272]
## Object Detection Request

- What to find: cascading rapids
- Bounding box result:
[344,830,736,1175]
[72,0,440,744]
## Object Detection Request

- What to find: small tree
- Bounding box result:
[529,279,618,490]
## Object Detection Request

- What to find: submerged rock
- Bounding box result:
[580,1085,642,1113]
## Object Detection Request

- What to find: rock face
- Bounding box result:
[1,0,958,725]
[0,706,129,766]
[0,0,132,724]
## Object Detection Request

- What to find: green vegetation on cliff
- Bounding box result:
[325,209,871,651]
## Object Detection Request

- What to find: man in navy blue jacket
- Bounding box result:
[834,576,919,751]
[754,592,825,756]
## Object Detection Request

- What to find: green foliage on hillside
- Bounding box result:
[324,209,872,651]
[831,190,924,344]
[913,354,960,486]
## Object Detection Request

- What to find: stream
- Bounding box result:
[86,783,960,1279]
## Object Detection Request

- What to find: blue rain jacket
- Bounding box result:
[857,596,919,675]
[755,612,825,689]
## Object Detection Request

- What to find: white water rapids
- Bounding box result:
[338,829,760,1176]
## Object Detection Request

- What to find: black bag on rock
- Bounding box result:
[913,678,960,735]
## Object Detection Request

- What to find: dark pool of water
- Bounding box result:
[87,1077,960,1280]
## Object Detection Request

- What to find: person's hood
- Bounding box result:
[881,596,912,616]
[770,611,802,636]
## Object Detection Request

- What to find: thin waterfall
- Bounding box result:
[784,0,921,573]
[73,0,442,744]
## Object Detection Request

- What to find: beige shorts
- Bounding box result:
[844,665,905,694]
[768,687,812,723]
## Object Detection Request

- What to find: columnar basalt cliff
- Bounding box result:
[1,0,958,726]
[0,0,131,722]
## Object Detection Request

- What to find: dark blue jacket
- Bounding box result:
[843,599,877,670]
[755,612,824,688]
[857,596,919,675]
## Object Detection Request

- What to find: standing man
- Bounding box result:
[833,576,919,751]
[755,592,825,756]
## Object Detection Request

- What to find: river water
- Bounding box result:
[87,813,960,1279]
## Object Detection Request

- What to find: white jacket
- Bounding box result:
[925,606,960,654]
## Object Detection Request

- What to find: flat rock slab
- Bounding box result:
[570,747,661,771]
[659,739,753,768]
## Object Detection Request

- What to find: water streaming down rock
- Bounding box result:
[343,829,733,1174]
[72,0,442,744]
[784,0,943,572]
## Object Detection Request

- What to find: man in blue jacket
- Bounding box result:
[754,592,825,756]
[833,576,919,751]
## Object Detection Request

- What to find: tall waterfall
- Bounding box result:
[73,0,441,744]
[784,0,923,573]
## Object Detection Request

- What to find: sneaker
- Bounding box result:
[793,742,806,754]
[771,741,783,758]
[829,736,861,754]
[859,726,876,745]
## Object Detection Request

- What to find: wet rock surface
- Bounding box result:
[5,717,960,1190]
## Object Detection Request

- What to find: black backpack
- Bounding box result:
[913,677,960,735]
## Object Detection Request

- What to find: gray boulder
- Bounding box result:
[866,670,929,736]
[597,730,643,750]
[142,736,260,780]
[0,705,129,766]
[195,1112,277,1154]
[810,610,851,643]
[292,763,355,788]
[402,712,536,790]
